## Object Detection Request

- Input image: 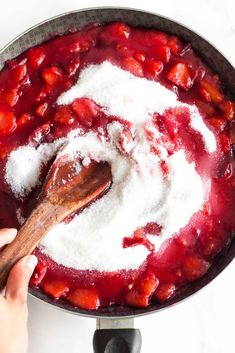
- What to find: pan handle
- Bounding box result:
[93,318,142,353]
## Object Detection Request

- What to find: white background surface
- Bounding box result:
[0,1,235,352]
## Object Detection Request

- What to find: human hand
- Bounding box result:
[0,228,37,353]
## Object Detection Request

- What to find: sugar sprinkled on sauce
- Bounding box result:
[58,61,216,153]
[5,141,64,197]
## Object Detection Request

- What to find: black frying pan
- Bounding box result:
[0,7,234,353]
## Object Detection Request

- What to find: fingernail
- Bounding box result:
[25,255,38,271]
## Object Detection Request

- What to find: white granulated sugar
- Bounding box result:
[5,141,64,197]
[57,61,178,124]
[5,61,216,272]
[58,61,216,154]
[6,146,40,196]
[150,150,204,248]
[188,105,216,153]
[40,124,204,271]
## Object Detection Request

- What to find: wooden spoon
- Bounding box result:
[0,157,112,291]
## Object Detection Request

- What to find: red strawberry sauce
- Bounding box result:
[0,22,234,310]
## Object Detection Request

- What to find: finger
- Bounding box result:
[0,228,17,248]
[5,255,38,305]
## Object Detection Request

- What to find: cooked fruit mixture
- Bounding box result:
[0,22,235,310]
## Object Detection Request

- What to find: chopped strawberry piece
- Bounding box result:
[30,263,47,286]
[219,133,231,153]
[199,80,223,104]
[0,108,16,135]
[144,222,162,235]
[221,100,235,120]
[154,45,171,63]
[42,66,63,86]
[137,272,159,296]
[182,255,210,281]
[54,106,74,125]
[123,225,155,251]
[144,59,163,77]
[28,47,46,68]
[154,283,175,302]
[72,98,98,127]
[133,228,145,238]
[35,102,48,117]
[67,288,100,310]
[3,88,19,107]
[145,31,168,47]
[208,116,227,131]
[126,271,158,308]
[12,64,27,83]
[17,113,32,128]
[134,51,145,62]
[167,63,192,90]
[66,56,80,76]
[198,87,211,102]
[167,36,183,55]
[123,236,154,252]
[28,123,51,145]
[43,281,69,299]
[99,22,130,45]
[107,22,131,40]
[122,57,143,77]
[125,289,149,308]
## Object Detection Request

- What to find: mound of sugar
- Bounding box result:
[58,61,216,153]
[5,142,64,197]
[57,61,178,124]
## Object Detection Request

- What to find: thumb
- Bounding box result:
[5,255,38,305]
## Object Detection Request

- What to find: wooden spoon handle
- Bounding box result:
[0,160,112,291]
[0,200,59,291]
[0,177,111,291]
